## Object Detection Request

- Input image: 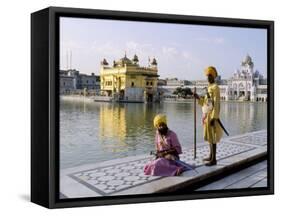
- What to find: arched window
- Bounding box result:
[239,82,244,89]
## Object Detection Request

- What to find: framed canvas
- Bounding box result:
[31,6,274,208]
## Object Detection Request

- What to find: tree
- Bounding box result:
[173,87,183,97]
[173,87,192,98]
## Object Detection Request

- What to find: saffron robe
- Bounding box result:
[198,83,223,144]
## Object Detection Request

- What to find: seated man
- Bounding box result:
[144,114,193,176]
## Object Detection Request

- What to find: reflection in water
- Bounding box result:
[60,100,267,169]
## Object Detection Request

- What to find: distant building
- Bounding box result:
[162,78,192,96]
[95,75,100,89]
[59,69,100,94]
[165,78,191,86]
[100,54,159,102]
[157,79,167,86]
[60,72,75,94]
[76,73,97,90]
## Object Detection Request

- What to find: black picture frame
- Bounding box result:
[31,6,274,209]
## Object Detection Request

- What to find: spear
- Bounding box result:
[194,87,197,159]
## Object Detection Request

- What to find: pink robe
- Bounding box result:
[144,130,188,176]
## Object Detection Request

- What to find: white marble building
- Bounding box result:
[220,54,267,102]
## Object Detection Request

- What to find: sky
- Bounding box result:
[60,17,267,80]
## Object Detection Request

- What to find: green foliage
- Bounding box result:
[172,87,192,98]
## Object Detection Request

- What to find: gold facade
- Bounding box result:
[100,54,159,102]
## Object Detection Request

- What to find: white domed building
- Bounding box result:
[222,54,267,102]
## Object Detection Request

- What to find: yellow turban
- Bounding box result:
[204,66,218,78]
[153,114,167,128]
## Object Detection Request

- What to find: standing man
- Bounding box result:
[193,66,223,166]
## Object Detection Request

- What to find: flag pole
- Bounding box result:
[194,87,197,159]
